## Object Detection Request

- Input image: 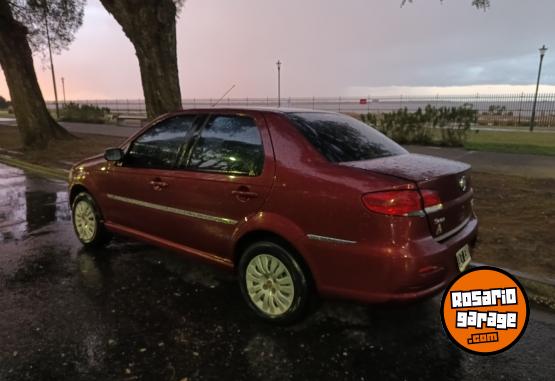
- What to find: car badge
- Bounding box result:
[436,223,443,236]
[434,217,445,236]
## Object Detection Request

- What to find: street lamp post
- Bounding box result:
[530,45,548,132]
[276,60,282,107]
[61,77,66,105]
[43,4,60,119]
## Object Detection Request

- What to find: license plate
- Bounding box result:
[456,244,472,272]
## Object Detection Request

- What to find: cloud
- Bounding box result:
[1,0,554,100]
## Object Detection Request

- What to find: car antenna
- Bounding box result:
[211,84,236,107]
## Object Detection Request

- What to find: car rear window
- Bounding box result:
[287,112,407,163]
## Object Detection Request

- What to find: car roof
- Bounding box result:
[177,106,338,115]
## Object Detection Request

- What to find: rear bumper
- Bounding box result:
[313,216,479,304]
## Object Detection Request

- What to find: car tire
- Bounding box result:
[238,241,311,324]
[72,192,111,248]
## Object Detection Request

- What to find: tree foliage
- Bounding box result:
[60,102,111,124]
[361,104,478,147]
[8,0,85,54]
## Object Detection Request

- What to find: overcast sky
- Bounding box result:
[1,0,555,100]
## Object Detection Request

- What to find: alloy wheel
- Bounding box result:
[245,254,295,316]
[74,200,97,243]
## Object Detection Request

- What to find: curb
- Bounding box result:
[0,155,68,182]
[470,262,555,310]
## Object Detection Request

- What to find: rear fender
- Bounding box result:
[231,212,321,282]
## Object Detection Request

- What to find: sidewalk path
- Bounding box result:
[0,119,139,138]
[406,145,555,179]
[61,121,140,138]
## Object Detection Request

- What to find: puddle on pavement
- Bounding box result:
[0,163,70,242]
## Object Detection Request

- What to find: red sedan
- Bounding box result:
[69,108,477,323]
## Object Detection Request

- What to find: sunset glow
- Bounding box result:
[1,0,554,101]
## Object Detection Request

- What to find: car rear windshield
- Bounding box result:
[287,112,407,163]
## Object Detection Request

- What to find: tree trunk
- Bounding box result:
[0,0,73,150]
[99,0,182,120]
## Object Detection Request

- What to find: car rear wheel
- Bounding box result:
[72,192,111,248]
[238,241,311,323]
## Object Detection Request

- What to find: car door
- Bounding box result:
[158,111,275,259]
[97,113,200,238]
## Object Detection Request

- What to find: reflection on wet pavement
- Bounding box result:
[0,163,554,380]
[0,164,70,242]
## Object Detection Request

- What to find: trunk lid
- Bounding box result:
[341,153,473,240]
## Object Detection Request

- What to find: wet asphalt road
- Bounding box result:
[0,163,554,381]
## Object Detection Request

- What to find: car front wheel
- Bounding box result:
[72,192,111,247]
[238,241,311,323]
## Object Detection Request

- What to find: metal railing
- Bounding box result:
[46,93,555,127]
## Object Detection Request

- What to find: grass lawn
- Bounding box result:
[471,172,555,279]
[465,130,555,156]
[0,125,124,169]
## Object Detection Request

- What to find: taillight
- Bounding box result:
[420,189,443,213]
[362,190,442,217]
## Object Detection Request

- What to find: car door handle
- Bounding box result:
[150,179,168,191]
[232,189,258,200]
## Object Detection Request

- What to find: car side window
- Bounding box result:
[124,115,197,169]
[184,115,264,176]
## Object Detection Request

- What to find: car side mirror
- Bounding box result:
[104,147,124,162]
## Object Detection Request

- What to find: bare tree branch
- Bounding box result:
[401,0,490,10]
